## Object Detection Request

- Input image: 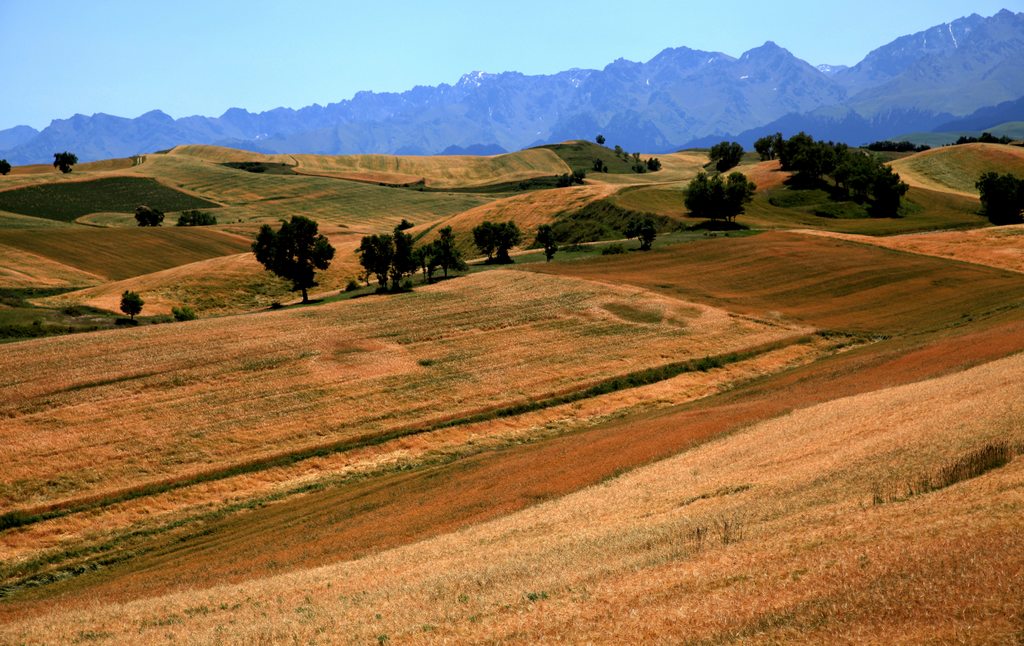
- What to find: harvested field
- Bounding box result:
[798,225,1024,274]
[37,235,365,316]
[891,142,1024,197]
[0,245,103,288]
[527,231,1024,334]
[412,184,617,250]
[0,270,804,515]
[289,148,570,188]
[0,227,252,281]
[134,154,494,229]
[4,339,1022,643]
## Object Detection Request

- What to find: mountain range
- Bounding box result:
[2,9,1023,164]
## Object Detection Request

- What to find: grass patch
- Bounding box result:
[535,140,640,174]
[551,198,678,243]
[0,177,219,221]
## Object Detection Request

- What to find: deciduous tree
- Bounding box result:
[535,224,558,262]
[53,151,77,173]
[120,290,144,320]
[976,172,1024,224]
[252,216,335,303]
[625,217,657,250]
[709,141,744,172]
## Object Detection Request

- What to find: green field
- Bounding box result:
[0,177,220,222]
[536,140,647,174]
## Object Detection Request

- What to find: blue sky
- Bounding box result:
[0,0,1020,130]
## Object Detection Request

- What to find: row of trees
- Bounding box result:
[977,172,1024,224]
[136,206,218,226]
[358,224,467,291]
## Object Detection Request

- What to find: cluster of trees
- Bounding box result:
[176,209,217,226]
[473,220,522,264]
[252,215,336,303]
[757,131,909,215]
[709,141,744,172]
[0,160,10,175]
[135,205,164,226]
[976,172,1024,224]
[684,172,756,223]
[358,224,466,291]
[866,140,930,153]
[954,132,1013,146]
[607,144,660,174]
[557,169,587,186]
[53,152,77,173]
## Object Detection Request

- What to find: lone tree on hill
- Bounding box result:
[53,151,78,173]
[432,226,466,277]
[120,290,144,320]
[976,172,1024,225]
[473,220,522,263]
[534,224,559,262]
[252,216,335,303]
[134,205,164,226]
[596,134,606,145]
[684,171,757,223]
[0,160,10,176]
[709,141,744,172]
[625,217,657,251]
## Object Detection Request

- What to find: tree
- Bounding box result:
[646,157,662,172]
[709,141,744,172]
[473,220,522,263]
[433,226,466,278]
[120,290,144,320]
[412,245,439,283]
[390,225,416,291]
[134,205,164,226]
[596,134,606,145]
[53,151,78,173]
[593,157,607,172]
[625,217,657,251]
[395,218,415,231]
[0,160,10,176]
[976,172,1024,225]
[252,216,335,303]
[357,234,395,290]
[869,166,909,217]
[535,224,558,262]
[754,133,784,161]
[613,145,624,158]
[684,171,756,223]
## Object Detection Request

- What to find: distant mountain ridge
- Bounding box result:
[2,9,1022,164]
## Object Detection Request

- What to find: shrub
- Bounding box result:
[344,279,360,292]
[601,243,626,255]
[176,209,217,226]
[171,305,197,321]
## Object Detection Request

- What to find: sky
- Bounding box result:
[0,0,1021,131]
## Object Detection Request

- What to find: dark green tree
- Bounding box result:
[646,157,662,172]
[120,290,144,320]
[473,220,522,263]
[395,218,415,231]
[613,145,624,158]
[134,205,164,227]
[869,167,909,217]
[593,157,607,172]
[0,160,10,176]
[625,217,657,251]
[390,225,416,291]
[357,234,395,290]
[534,224,558,262]
[432,226,466,278]
[252,216,335,303]
[53,151,78,173]
[684,171,756,223]
[976,172,1024,225]
[754,133,784,161]
[709,141,744,172]
[412,245,440,283]
[596,134,606,145]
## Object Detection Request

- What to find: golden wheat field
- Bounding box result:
[3,128,1024,645]
[0,270,804,512]
[3,341,1020,644]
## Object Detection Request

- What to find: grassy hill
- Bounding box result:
[891,143,1024,197]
